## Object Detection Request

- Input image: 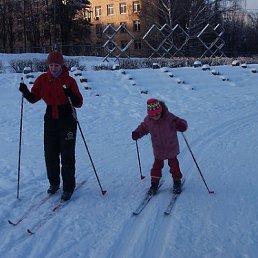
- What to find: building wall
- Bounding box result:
[0,0,158,56]
[89,0,154,57]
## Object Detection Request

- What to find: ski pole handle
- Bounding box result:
[63,85,77,121]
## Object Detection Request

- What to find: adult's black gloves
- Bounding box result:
[63,87,80,106]
[19,83,36,103]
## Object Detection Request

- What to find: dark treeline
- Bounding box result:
[0,0,257,57]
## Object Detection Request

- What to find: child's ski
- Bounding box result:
[164,179,185,215]
[133,180,164,215]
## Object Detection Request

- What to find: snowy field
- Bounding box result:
[0,54,258,258]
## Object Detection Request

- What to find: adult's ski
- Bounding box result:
[8,193,55,226]
[27,180,86,235]
[133,180,164,215]
[164,179,185,215]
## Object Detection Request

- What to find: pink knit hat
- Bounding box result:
[47,51,64,66]
[147,98,162,115]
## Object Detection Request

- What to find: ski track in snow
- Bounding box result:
[0,57,258,258]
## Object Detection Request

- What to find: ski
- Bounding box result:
[133,180,164,215]
[164,179,185,215]
[8,192,55,226]
[27,180,86,235]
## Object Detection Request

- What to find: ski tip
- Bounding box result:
[27,229,35,235]
[140,175,145,180]
[8,220,15,225]
[209,191,215,194]
[132,212,139,216]
[164,212,169,215]
[102,190,107,196]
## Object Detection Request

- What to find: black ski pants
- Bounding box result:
[44,115,77,193]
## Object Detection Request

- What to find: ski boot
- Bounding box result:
[148,182,158,195]
[61,191,73,201]
[47,185,59,195]
[173,180,182,194]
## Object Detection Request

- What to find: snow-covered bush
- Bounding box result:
[152,63,161,69]
[112,64,120,70]
[64,58,79,69]
[80,76,88,83]
[9,59,33,73]
[193,60,202,68]
[92,64,113,70]
[232,60,240,66]
[32,58,48,72]
[211,69,219,75]
[25,74,35,79]
[176,78,185,84]
[220,76,229,81]
[23,66,32,74]
[71,66,78,72]
[74,71,82,76]
[77,65,86,71]
[202,64,210,71]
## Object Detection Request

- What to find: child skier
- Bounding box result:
[132,98,187,195]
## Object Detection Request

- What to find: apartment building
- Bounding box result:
[0,0,159,56]
[89,0,159,57]
[0,0,92,54]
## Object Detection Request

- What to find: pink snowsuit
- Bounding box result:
[134,107,187,184]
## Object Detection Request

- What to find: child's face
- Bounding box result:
[149,113,161,120]
[49,63,62,74]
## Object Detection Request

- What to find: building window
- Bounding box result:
[133,1,140,12]
[120,3,126,14]
[95,6,101,18]
[107,4,114,16]
[133,20,141,31]
[134,39,141,50]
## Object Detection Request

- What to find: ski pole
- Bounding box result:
[63,85,107,196]
[17,77,24,199]
[135,140,145,180]
[181,132,214,194]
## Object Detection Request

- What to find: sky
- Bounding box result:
[246,0,258,9]
[0,53,258,258]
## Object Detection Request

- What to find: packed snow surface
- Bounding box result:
[0,54,258,258]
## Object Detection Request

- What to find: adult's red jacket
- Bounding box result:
[31,67,83,119]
